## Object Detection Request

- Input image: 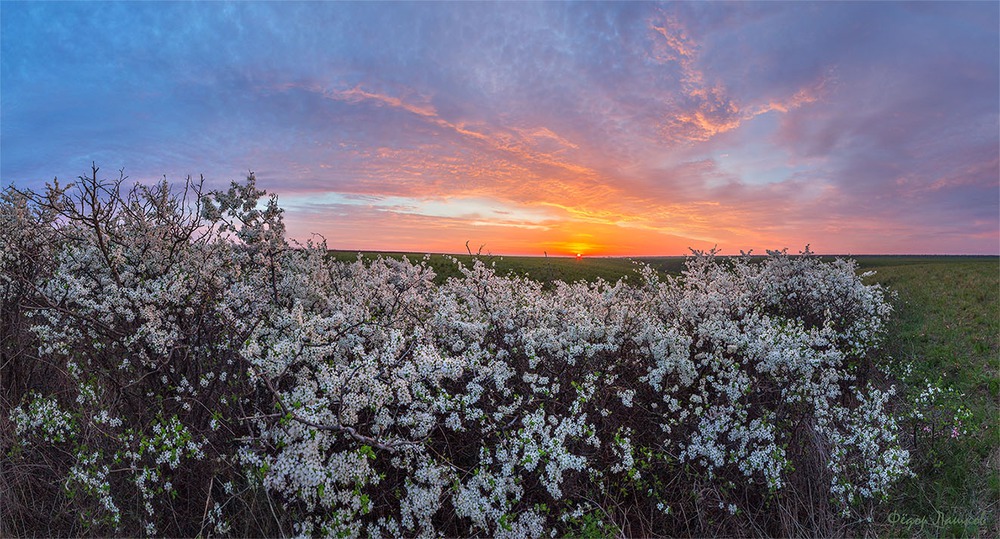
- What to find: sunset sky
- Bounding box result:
[2,1,998,256]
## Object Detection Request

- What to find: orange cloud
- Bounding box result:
[649,15,828,144]
[334,86,438,118]
[271,75,845,257]
[310,82,598,182]
[285,202,718,257]
[650,16,697,63]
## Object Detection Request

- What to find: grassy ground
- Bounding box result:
[861,257,999,538]
[332,251,998,536]
[327,250,674,286]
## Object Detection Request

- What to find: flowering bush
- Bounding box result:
[2,168,909,537]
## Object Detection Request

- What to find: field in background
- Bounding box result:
[327,250,680,285]
[862,257,998,537]
[332,251,999,536]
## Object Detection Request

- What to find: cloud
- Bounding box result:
[2,2,997,255]
[647,11,832,145]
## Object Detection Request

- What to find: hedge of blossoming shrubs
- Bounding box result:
[2,169,910,537]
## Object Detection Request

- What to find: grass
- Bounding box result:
[327,250,716,288]
[332,250,998,536]
[861,257,999,538]
[327,250,674,287]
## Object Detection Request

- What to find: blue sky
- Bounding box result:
[2,1,997,255]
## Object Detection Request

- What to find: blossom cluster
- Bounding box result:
[2,171,908,537]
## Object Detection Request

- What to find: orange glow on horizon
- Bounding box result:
[283,204,727,257]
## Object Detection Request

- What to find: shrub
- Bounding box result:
[2,167,907,537]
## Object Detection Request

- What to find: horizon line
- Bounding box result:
[324,248,1000,259]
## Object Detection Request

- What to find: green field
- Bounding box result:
[332,251,999,536]
[327,250,688,286]
[862,257,999,537]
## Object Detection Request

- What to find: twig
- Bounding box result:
[198,475,214,537]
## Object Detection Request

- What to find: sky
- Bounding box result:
[2,1,998,256]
